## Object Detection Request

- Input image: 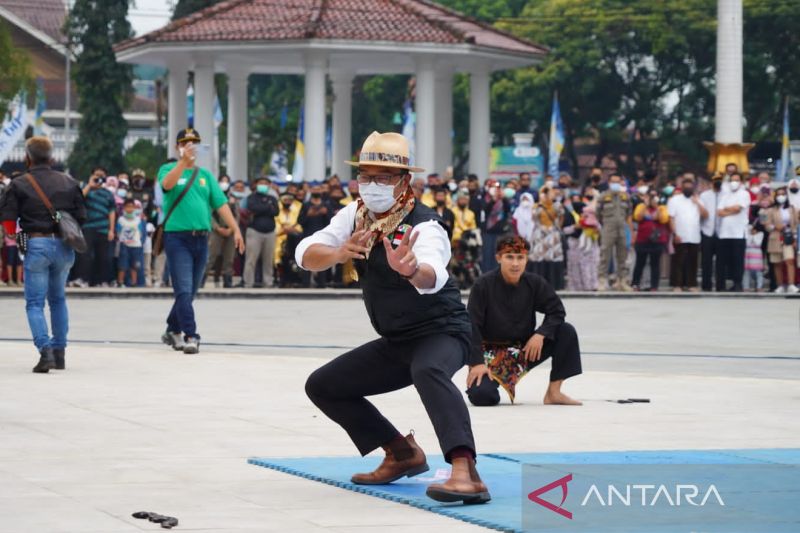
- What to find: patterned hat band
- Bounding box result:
[359,151,410,166]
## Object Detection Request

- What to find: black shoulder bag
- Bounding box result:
[152,167,199,256]
[26,173,88,253]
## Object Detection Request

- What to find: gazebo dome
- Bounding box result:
[116,0,546,182]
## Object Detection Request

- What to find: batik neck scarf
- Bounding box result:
[354,185,416,257]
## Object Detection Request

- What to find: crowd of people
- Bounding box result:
[2,158,799,293]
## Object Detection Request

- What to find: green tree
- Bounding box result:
[66,0,133,179]
[0,20,32,113]
[172,0,223,20]
[124,139,167,183]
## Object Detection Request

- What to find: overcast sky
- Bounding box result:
[128,0,173,36]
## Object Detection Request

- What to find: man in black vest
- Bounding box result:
[298,132,490,505]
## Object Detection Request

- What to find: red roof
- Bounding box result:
[0,0,66,44]
[116,0,545,57]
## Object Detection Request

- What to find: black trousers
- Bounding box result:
[467,322,582,407]
[670,243,699,288]
[78,228,111,286]
[305,333,476,461]
[632,243,663,289]
[700,234,719,291]
[717,238,746,291]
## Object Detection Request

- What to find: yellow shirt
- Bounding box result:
[274,201,303,264]
[451,205,477,243]
[421,191,453,209]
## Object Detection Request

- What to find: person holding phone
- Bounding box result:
[158,128,245,354]
[74,166,116,287]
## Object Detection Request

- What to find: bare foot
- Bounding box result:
[543,391,583,405]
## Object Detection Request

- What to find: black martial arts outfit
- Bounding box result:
[466,269,582,406]
[305,203,477,461]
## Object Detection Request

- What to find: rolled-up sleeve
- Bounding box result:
[412,220,451,295]
[295,201,357,269]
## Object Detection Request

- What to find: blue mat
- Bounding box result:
[248,448,800,533]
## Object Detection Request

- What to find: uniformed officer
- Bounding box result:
[597,173,633,291]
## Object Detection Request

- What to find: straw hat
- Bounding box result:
[346,131,424,173]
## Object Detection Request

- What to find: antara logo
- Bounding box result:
[528,475,726,520]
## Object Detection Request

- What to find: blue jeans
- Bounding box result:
[164,232,208,338]
[23,237,75,350]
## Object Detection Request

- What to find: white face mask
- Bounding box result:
[358,182,397,213]
[637,185,649,195]
[220,182,230,192]
[777,195,787,204]
[609,183,623,193]
[750,186,760,194]
[729,181,741,191]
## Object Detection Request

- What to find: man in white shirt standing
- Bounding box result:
[299,132,490,504]
[668,176,708,291]
[699,174,723,291]
[716,172,750,292]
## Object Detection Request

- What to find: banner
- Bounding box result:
[291,106,305,181]
[0,91,28,166]
[777,97,791,181]
[548,92,565,177]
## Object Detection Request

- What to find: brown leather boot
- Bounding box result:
[351,433,429,485]
[426,457,491,504]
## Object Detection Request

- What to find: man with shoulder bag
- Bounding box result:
[0,137,87,372]
[156,128,244,354]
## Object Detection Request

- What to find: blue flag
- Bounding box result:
[292,106,305,181]
[548,92,565,177]
[401,99,416,166]
[778,97,791,181]
[280,103,288,129]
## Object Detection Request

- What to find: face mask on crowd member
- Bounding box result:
[280,193,294,209]
[776,193,788,206]
[117,187,128,199]
[256,182,270,194]
[503,187,516,200]
[729,174,742,192]
[608,175,623,193]
[713,178,723,191]
[447,181,458,193]
[682,181,695,197]
[637,185,649,195]
[122,200,137,219]
[663,185,675,196]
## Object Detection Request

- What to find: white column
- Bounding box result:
[193,61,216,173]
[415,57,436,175]
[469,66,491,181]
[715,0,743,143]
[226,69,249,182]
[167,65,188,159]
[330,71,353,181]
[434,68,453,176]
[304,52,327,182]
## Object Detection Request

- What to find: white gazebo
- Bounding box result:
[115,0,546,182]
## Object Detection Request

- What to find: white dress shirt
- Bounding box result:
[699,189,721,237]
[295,202,451,295]
[717,189,750,240]
[667,195,702,244]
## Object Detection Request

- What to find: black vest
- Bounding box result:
[355,203,472,342]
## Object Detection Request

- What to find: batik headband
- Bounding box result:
[497,236,529,255]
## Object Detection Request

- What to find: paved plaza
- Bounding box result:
[0,296,798,532]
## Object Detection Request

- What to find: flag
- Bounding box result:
[279,102,288,129]
[778,97,791,181]
[325,121,332,171]
[33,78,51,136]
[548,92,565,177]
[402,99,416,166]
[186,84,194,127]
[291,106,305,181]
[213,94,223,129]
[0,91,28,166]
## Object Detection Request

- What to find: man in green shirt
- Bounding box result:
[158,128,244,354]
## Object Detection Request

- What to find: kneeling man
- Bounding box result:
[466,235,583,406]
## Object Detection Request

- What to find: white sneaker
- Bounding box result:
[161,332,185,351]
[788,285,800,294]
[183,337,199,354]
[774,286,786,294]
